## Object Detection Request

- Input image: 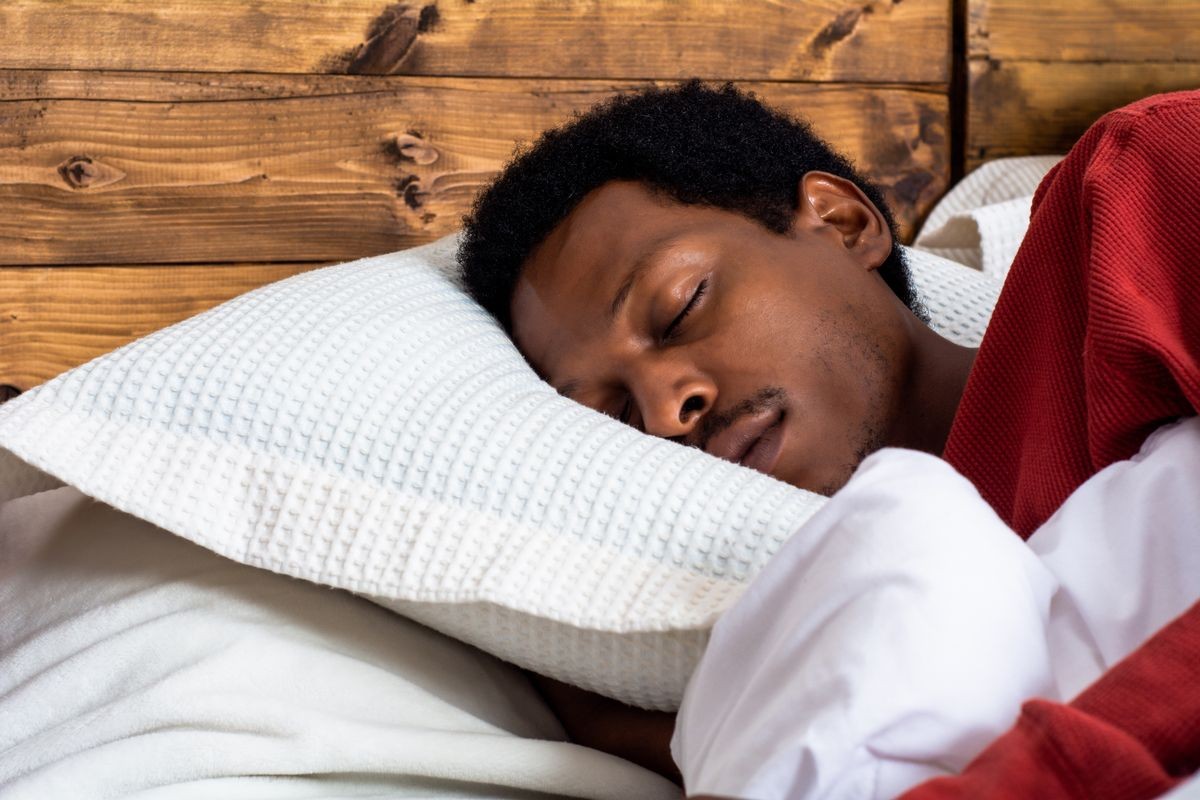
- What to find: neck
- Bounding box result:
[890,318,977,456]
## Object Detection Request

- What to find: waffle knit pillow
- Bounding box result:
[0,235,999,710]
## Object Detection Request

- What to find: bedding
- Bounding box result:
[917,93,1200,798]
[914,155,1063,279]
[0,234,1000,711]
[672,416,1200,799]
[0,482,679,800]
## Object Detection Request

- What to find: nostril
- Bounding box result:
[680,394,705,422]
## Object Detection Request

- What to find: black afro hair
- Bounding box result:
[458,80,922,331]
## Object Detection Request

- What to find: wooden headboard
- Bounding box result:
[1,1,1195,396]
[965,0,1200,168]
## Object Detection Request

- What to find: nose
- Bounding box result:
[628,358,716,441]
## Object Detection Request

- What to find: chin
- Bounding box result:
[775,460,857,498]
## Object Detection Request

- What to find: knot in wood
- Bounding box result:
[59,156,96,188]
[56,155,125,191]
[393,132,439,165]
[395,174,427,209]
[344,3,440,75]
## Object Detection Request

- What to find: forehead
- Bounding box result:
[521,181,678,296]
[510,181,694,373]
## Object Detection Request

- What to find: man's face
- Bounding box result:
[510,176,917,495]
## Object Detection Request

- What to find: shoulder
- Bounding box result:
[1085,90,1200,176]
[1024,89,1200,221]
[1103,89,1200,124]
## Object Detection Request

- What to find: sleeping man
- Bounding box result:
[456,82,1200,798]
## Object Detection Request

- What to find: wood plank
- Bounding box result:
[0,70,421,103]
[0,74,948,265]
[966,60,1200,168]
[0,0,949,83]
[0,263,327,392]
[969,0,1200,61]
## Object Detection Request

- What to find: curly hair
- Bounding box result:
[458,80,921,330]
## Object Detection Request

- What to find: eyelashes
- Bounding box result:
[662,277,709,344]
[618,395,634,425]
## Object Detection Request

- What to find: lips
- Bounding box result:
[704,405,786,476]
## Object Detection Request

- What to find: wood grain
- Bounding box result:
[969,0,1200,61]
[0,73,948,266]
[966,59,1200,168]
[0,0,949,83]
[965,0,1200,170]
[2,1,952,391]
[0,263,327,391]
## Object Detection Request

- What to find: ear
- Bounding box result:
[793,171,893,270]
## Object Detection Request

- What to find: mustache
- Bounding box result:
[697,387,788,450]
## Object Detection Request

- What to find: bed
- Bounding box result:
[2,2,1197,798]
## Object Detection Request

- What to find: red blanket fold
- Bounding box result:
[905,90,1200,799]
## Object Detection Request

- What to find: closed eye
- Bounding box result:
[662,278,708,344]
[616,394,643,431]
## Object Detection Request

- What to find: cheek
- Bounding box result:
[776,303,900,483]
[707,262,899,418]
[721,287,801,355]
[796,305,896,418]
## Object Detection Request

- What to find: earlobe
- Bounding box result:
[795,171,893,271]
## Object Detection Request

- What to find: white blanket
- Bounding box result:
[0,484,679,800]
[672,417,1200,799]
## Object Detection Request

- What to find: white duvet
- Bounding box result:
[673,417,1200,799]
[0,482,679,800]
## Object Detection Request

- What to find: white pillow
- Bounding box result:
[914,155,1064,279]
[0,235,998,710]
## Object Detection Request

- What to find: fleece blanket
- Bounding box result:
[0,481,679,800]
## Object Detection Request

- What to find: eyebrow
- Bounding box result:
[607,234,681,324]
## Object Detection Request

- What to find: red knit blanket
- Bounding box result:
[904,91,1200,798]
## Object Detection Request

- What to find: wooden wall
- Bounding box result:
[1,0,951,394]
[4,1,1196,395]
[966,0,1200,168]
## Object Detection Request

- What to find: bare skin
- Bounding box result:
[511,173,977,789]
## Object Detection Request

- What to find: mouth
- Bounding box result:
[705,405,786,477]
